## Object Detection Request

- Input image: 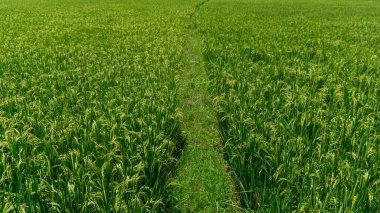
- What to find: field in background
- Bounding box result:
[198,0,380,211]
[1,0,379,212]
[0,0,198,211]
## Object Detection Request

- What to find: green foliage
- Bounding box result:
[198,0,380,211]
[1,0,379,212]
[0,0,195,211]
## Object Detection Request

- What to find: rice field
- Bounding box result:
[198,0,380,211]
[0,0,196,211]
[1,0,379,212]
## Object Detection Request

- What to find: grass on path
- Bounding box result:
[170,1,239,212]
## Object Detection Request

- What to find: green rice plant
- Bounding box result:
[197,0,380,211]
[0,0,198,211]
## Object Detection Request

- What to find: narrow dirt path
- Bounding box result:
[171,1,239,212]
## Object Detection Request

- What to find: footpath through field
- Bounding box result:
[170,1,239,212]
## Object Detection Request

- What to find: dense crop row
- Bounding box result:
[198,0,380,211]
[0,0,196,211]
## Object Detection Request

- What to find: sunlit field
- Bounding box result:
[198,0,380,211]
[1,0,379,212]
[0,0,197,211]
